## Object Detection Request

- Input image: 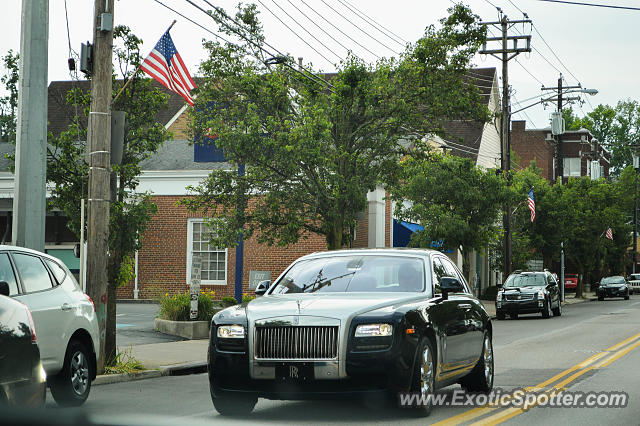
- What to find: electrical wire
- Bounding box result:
[299,0,382,59]
[536,0,640,11]
[255,0,338,67]
[335,0,407,47]
[319,0,401,56]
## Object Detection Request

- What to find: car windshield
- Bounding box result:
[504,273,546,287]
[629,274,640,280]
[270,255,425,294]
[601,276,625,284]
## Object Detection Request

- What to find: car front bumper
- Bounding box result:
[496,299,544,314]
[598,287,628,298]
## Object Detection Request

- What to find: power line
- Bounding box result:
[512,95,538,128]
[319,0,400,56]
[283,0,361,60]
[335,0,407,47]
[537,0,640,11]
[255,0,338,67]
[299,0,382,60]
[514,57,544,86]
[532,24,582,84]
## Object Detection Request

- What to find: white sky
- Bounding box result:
[1,0,638,129]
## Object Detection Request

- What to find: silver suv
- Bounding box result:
[2,245,100,406]
[627,274,640,294]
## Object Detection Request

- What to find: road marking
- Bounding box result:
[434,331,640,426]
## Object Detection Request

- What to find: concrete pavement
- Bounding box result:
[97,293,595,385]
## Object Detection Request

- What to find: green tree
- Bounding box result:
[392,152,509,279]
[183,3,489,251]
[0,50,19,143]
[47,26,171,365]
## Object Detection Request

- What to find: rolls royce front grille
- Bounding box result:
[505,293,534,301]
[255,326,338,360]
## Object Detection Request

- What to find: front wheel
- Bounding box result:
[496,310,505,320]
[460,332,494,392]
[542,298,552,318]
[49,340,93,406]
[552,300,562,317]
[598,295,604,301]
[405,338,436,417]
[211,390,257,416]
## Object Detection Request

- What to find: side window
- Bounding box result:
[0,253,19,295]
[45,259,67,285]
[441,257,471,294]
[432,257,446,294]
[12,253,54,293]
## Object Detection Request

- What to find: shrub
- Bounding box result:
[481,285,499,301]
[221,296,238,307]
[158,290,220,322]
[242,293,255,303]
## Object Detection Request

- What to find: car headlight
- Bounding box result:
[496,292,502,301]
[355,323,393,337]
[537,290,545,299]
[217,324,245,339]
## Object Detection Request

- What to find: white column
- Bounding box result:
[367,185,386,248]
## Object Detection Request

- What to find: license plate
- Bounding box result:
[275,362,313,383]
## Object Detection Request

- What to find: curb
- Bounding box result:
[117,299,158,304]
[93,362,207,386]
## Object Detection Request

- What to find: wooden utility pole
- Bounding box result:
[480,14,531,279]
[86,0,114,373]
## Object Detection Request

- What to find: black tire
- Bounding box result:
[509,313,519,320]
[460,331,494,393]
[598,295,604,301]
[624,294,630,300]
[404,338,436,417]
[49,340,92,407]
[211,390,257,416]
[496,310,505,320]
[542,298,551,319]
[552,299,562,317]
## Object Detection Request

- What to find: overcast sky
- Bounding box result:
[1,0,638,130]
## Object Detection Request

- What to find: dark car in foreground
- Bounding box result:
[598,276,630,301]
[208,249,494,417]
[0,282,46,407]
[495,271,561,320]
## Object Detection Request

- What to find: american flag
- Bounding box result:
[140,30,196,106]
[605,227,613,240]
[528,189,535,222]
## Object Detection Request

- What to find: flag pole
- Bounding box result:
[112,20,177,104]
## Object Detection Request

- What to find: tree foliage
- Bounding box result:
[0,50,19,144]
[184,3,489,250]
[392,152,509,278]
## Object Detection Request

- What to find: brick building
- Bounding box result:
[511,120,610,182]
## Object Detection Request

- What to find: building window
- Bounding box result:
[186,219,227,285]
[563,157,581,177]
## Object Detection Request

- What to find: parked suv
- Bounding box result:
[627,273,640,294]
[1,246,99,406]
[496,270,561,320]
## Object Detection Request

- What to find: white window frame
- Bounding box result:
[186,218,228,285]
[563,157,581,177]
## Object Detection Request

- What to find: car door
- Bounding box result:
[11,251,74,374]
[428,256,472,376]
[546,273,559,306]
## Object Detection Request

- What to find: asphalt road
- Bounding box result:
[44,297,640,425]
[115,303,183,347]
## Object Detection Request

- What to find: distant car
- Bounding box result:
[1,246,100,406]
[208,249,494,417]
[496,270,561,320]
[627,273,640,294]
[0,282,46,407]
[597,276,630,301]
[564,274,578,292]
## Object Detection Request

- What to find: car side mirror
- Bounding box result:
[441,277,464,300]
[496,282,503,289]
[0,281,9,296]
[255,280,271,296]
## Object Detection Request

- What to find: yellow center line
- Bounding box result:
[433,332,640,426]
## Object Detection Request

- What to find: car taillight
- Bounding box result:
[85,294,96,312]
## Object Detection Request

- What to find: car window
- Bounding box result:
[0,252,19,295]
[432,257,446,294]
[12,253,53,293]
[440,257,470,294]
[45,258,67,285]
[271,255,425,294]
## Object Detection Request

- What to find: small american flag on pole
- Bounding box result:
[528,189,535,222]
[605,227,613,240]
[140,28,196,106]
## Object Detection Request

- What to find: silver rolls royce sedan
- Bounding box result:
[208,248,494,417]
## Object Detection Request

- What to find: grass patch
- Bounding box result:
[104,347,145,375]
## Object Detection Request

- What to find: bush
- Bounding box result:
[221,296,238,307]
[481,285,499,301]
[158,290,220,322]
[242,293,255,303]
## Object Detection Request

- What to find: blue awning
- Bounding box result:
[392,219,452,253]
